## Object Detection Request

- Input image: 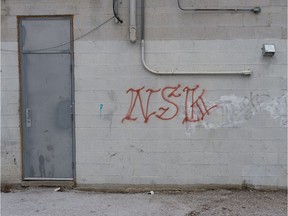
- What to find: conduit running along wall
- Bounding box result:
[129,0,137,43]
[140,0,253,76]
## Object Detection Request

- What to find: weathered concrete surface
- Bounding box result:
[1,0,287,188]
[1,188,287,216]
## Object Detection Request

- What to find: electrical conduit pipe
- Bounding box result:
[129,0,137,43]
[140,0,252,75]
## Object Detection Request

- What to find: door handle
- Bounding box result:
[26,108,32,127]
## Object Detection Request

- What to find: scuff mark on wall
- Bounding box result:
[109,153,118,158]
[104,111,114,137]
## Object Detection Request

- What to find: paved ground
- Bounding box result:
[1,188,287,216]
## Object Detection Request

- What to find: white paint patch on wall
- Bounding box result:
[262,94,287,127]
[183,93,287,135]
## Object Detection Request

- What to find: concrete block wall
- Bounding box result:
[1,0,22,182]
[1,0,287,189]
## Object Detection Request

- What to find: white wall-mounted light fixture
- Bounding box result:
[262,44,275,57]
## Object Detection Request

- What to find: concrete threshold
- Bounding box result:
[21,181,76,188]
[1,182,286,193]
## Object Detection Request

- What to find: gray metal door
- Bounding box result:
[20,17,74,180]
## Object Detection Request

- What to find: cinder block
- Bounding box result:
[278,153,287,165]
[278,175,287,187]
[253,153,279,165]
[1,79,19,91]
[2,53,18,66]
[1,116,20,128]
[1,140,21,153]
[1,151,21,166]
[77,151,110,164]
[242,165,266,177]
[265,165,286,176]
[1,42,18,51]
[131,164,167,177]
[1,66,19,79]
[76,128,112,140]
[1,164,21,181]
[230,26,256,39]
[1,128,21,141]
[255,26,283,38]
[1,28,17,41]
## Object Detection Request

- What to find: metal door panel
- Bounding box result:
[21,19,71,52]
[23,54,73,179]
[20,17,74,180]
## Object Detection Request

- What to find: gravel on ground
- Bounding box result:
[1,188,287,216]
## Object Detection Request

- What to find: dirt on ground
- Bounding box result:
[1,187,287,216]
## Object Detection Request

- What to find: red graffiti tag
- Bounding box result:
[156,84,182,121]
[182,85,218,123]
[121,87,160,123]
[122,84,217,123]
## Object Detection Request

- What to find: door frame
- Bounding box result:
[18,15,76,181]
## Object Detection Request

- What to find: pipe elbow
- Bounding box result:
[242,69,253,75]
[141,40,159,74]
